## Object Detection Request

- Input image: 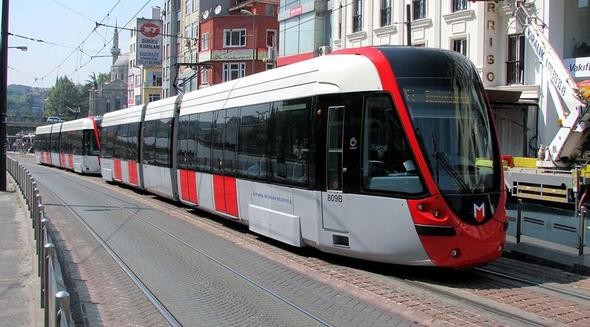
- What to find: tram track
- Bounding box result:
[35,165,333,326]
[474,267,590,303]
[25,159,590,326]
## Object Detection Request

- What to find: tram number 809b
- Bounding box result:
[327,193,343,203]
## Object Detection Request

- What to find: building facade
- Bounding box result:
[277,0,330,66]
[89,27,128,116]
[197,0,279,87]
[279,0,590,160]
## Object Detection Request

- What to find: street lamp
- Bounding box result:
[8,46,27,51]
[240,9,256,75]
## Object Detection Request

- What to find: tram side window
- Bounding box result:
[72,130,86,156]
[127,123,140,161]
[50,132,59,153]
[143,121,157,165]
[154,118,172,167]
[211,110,225,174]
[115,125,127,160]
[268,98,311,186]
[238,103,270,179]
[223,108,239,176]
[84,129,100,156]
[101,126,115,159]
[196,112,213,172]
[177,115,197,170]
[362,94,424,194]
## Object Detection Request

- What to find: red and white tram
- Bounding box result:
[101,46,506,268]
[35,117,101,174]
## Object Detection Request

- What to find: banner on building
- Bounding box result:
[136,18,162,66]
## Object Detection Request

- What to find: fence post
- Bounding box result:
[55,291,71,327]
[39,217,48,276]
[516,199,523,243]
[42,242,55,310]
[579,206,586,256]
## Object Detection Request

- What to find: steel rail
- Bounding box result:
[475,267,590,302]
[36,165,333,327]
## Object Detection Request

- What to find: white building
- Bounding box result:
[322,0,590,159]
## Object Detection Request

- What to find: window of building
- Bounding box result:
[452,0,468,12]
[452,38,467,56]
[184,25,191,40]
[201,67,209,85]
[148,94,161,102]
[135,95,142,105]
[201,32,209,50]
[381,0,392,27]
[223,63,246,82]
[353,0,363,32]
[223,29,246,47]
[507,34,525,84]
[580,0,588,8]
[413,0,426,20]
[266,30,277,47]
[191,22,198,39]
[185,0,190,13]
[146,72,163,86]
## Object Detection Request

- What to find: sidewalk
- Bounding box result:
[503,235,590,274]
[0,175,43,327]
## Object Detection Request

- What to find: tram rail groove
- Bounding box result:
[25,161,590,326]
[474,267,590,303]
[37,167,333,327]
[40,184,182,327]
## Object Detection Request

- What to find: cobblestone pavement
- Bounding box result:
[16,154,590,326]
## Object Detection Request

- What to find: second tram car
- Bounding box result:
[99,46,506,268]
[35,117,101,174]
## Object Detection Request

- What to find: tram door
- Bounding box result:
[320,95,362,234]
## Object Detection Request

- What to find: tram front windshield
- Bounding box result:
[400,78,498,195]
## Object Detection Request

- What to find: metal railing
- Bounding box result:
[509,198,587,255]
[6,157,73,327]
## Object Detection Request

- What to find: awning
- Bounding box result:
[485,85,540,106]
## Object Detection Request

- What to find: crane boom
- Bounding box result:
[510,0,588,166]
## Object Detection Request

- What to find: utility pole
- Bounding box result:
[406,4,412,46]
[1,0,10,191]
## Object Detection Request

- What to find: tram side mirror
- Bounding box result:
[403,160,416,173]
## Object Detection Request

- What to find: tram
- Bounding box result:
[34,117,102,174]
[100,46,506,268]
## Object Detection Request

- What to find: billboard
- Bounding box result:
[136,18,162,66]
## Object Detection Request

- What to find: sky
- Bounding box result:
[7,0,160,88]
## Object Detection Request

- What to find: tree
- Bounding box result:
[45,76,88,120]
[85,72,111,90]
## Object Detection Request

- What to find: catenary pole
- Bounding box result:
[1,0,10,191]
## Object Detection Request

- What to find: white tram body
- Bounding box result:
[100,105,145,186]
[35,117,101,174]
[35,124,53,165]
[60,118,101,173]
[101,46,507,268]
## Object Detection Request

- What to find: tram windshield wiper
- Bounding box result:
[431,134,472,194]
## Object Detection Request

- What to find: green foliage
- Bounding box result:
[85,72,111,90]
[45,76,89,120]
[6,85,46,122]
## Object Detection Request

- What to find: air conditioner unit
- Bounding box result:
[318,46,331,56]
[267,46,277,62]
